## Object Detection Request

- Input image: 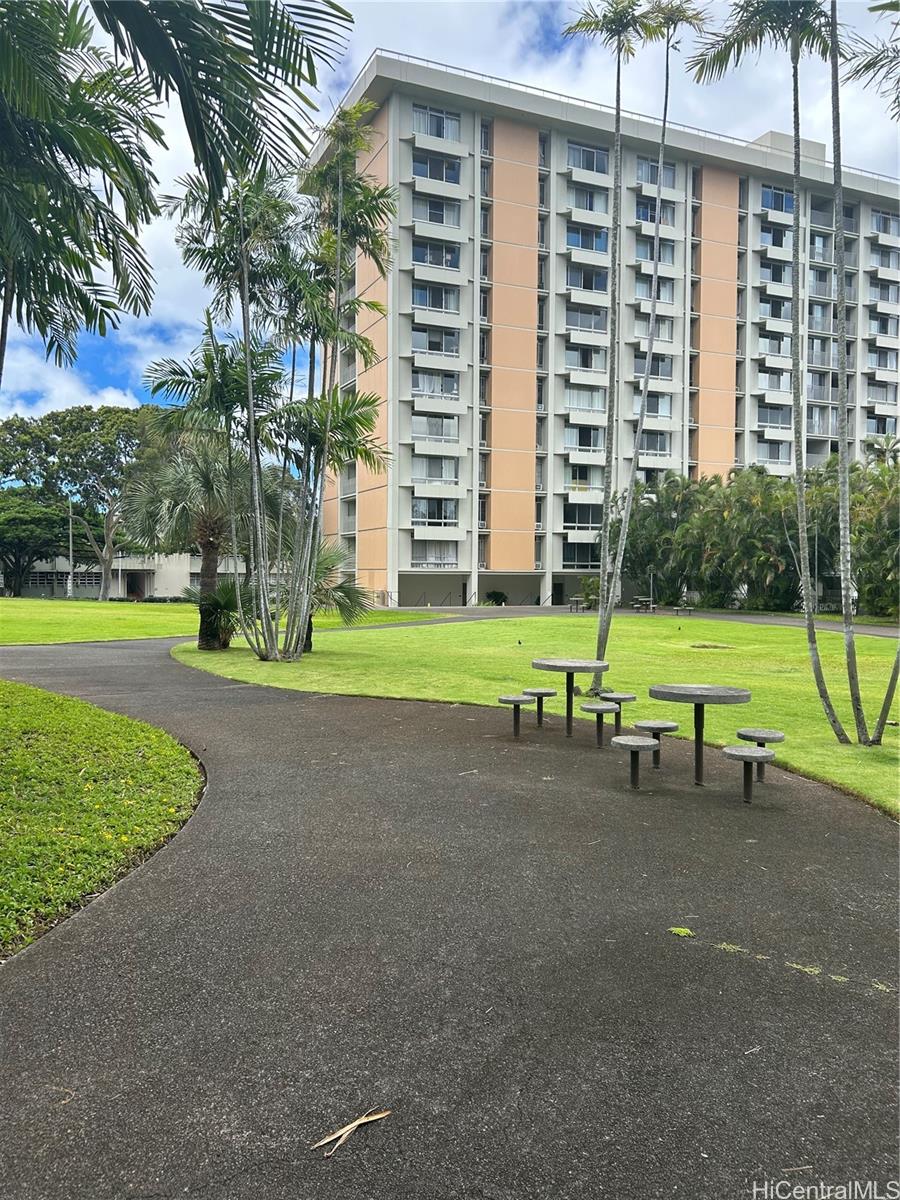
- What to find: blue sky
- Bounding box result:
[4,0,897,421]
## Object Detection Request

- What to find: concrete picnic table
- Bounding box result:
[648,683,751,786]
[532,658,609,737]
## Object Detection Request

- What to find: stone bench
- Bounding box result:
[737,728,785,780]
[580,701,619,747]
[634,719,679,768]
[498,694,535,739]
[611,735,658,790]
[673,606,694,617]
[522,687,557,727]
[602,691,636,736]
[722,745,775,803]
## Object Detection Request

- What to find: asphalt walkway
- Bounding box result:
[0,638,897,1200]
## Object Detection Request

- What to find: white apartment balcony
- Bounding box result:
[868,330,899,351]
[868,222,900,249]
[411,393,465,416]
[809,208,833,229]
[565,163,611,188]
[867,262,900,284]
[565,326,609,348]
[564,285,608,308]
[753,350,792,370]
[636,258,679,280]
[751,386,793,404]
[757,205,793,226]
[564,446,606,466]
[628,334,679,357]
[407,218,466,244]
[403,304,466,330]
[565,405,607,426]
[408,261,462,287]
[564,485,604,504]
[870,397,898,417]
[756,454,793,474]
[406,347,461,373]
[870,296,900,317]
[409,524,466,542]
[755,421,793,441]
[564,244,610,268]
[631,218,683,241]
[863,363,898,385]
[756,314,793,335]
[633,180,681,205]
[806,419,839,438]
[758,242,792,263]
[563,366,608,388]
[563,527,600,544]
[408,172,466,201]
[406,129,468,160]
[757,277,792,299]
[562,205,609,229]
[406,479,465,499]
[409,437,466,459]
[634,297,677,318]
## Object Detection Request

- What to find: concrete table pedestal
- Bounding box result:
[532,659,609,737]
[649,684,751,785]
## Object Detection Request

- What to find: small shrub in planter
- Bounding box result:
[485,590,508,607]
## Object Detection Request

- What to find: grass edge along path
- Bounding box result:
[0,598,449,646]
[173,615,899,817]
[0,680,203,957]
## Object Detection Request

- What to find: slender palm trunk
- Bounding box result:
[830,0,869,743]
[273,343,298,645]
[600,30,672,658]
[869,646,899,745]
[592,40,622,687]
[237,193,278,659]
[789,38,849,743]
[0,261,14,391]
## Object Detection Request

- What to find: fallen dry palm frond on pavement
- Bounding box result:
[310,1107,391,1157]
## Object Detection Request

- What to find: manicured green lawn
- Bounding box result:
[174,615,900,816]
[0,681,202,955]
[0,598,446,645]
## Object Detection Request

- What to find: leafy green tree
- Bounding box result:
[610,471,708,604]
[0,1,162,384]
[844,0,900,121]
[0,487,67,596]
[0,405,156,599]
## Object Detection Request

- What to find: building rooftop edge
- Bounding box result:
[314,48,898,192]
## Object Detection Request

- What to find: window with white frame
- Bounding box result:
[868,381,897,404]
[411,497,458,527]
[635,314,674,341]
[870,280,900,303]
[412,325,459,356]
[869,347,899,370]
[412,152,460,184]
[637,157,676,188]
[635,197,675,225]
[565,383,606,411]
[633,392,672,417]
[636,236,675,264]
[639,429,670,455]
[870,313,899,337]
[412,239,460,269]
[566,304,607,332]
[871,209,900,237]
[757,403,791,428]
[567,264,608,292]
[412,283,459,313]
[413,104,461,141]
[410,540,458,568]
[565,344,607,372]
[567,141,609,174]
[412,369,458,396]
[758,438,790,463]
[411,414,459,443]
[411,454,458,483]
[413,195,460,227]
[761,184,793,213]
[567,183,608,213]
[567,223,608,252]
[760,224,792,249]
[635,274,674,302]
[564,424,605,450]
[634,352,673,379]
[758,368,791,391]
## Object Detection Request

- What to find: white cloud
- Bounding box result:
[0,340,140,420]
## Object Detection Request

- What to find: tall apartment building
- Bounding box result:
[320,51,899,607]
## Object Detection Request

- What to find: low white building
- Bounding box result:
[15,553,237,600]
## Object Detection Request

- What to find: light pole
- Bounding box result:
[66,496,74,599]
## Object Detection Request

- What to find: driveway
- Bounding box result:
[0,638,897,1200]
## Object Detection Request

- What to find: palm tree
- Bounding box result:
[599,0,706,658]
[0,0,161,385]
[87,0,352,203]
[564,0,660,687]
[827,0,871,743]
[844,0,900,121]
[689,1,851,744]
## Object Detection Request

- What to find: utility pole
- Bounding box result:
[67,496,74,599]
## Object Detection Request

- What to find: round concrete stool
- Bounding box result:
[634,719,679,768]
[498,694,535,739]
[723,745,775,803]
[602,692,637,735]
[580,701,619,747]
[736,728,784,780]
[611,734,657,790]
[522,687,557,727]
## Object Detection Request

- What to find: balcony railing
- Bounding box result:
[411,475,459,486]
[807,420,838,436]
[410,558,459,569]
[564,442,605,453]
[758,453,791,465]
[411,433,459,444]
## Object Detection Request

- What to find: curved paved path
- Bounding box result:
[0,639,897,1200]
